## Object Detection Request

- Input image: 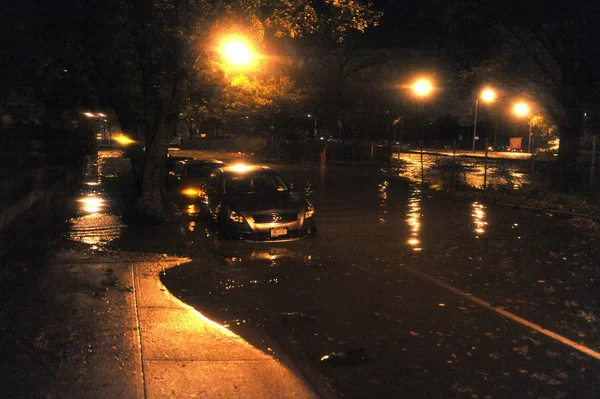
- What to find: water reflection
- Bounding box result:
[186,204,199,216]
[67,149,125,248]
[69,214,124,247]
[406,184,422,251]
[378,180,388,224]
[304,180,314,202]
[78,194,105,213]
[392,152,530,190]
[471,202,487,237]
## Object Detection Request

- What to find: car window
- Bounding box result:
[185,164,212,178]
[224,171,289,194]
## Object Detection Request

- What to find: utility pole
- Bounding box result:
[472,99,479,153]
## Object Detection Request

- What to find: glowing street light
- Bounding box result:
[513,101,533,153]
[409,77,435,185]
[412,78,433,97]
[513,102,530,117]
[481,88,496,103]
[220,37,254,67]
[472,87,497,152]
[473,87,496,152]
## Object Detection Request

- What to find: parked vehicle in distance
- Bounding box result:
[200,164,317,242]
[166,154,194,173]
[168,159,225,200]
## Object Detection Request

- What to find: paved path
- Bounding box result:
[41,250,317,398]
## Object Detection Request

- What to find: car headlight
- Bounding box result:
[305,202,315,218]
[182,187,200,197]
[228,210,245,223]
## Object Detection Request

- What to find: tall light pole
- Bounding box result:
[513,101,533,153]
[308,114,317,139]
[410,77,435,184]
[472,88,496,153]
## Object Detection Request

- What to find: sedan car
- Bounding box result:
[168,159,225,200]
[199,164,316,241]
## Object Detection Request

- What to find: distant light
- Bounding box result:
[97,113,107,117]
[182,188,199,198]
[114,134,135,146]
[83,112,96,118]
[200,133,207,138]
[513,102,530,117]
[412,78,433,97]
[480,88,496,103]
[407,238,420,246]
[307,114,312,118]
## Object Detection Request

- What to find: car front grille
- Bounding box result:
[252,212,298,223]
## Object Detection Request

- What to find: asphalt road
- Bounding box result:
[157,163,600,398]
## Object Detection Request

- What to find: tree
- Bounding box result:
[449,0,600,188]
[78,0,382,220]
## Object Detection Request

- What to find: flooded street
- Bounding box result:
[68,151,600,398]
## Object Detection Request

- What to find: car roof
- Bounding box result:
[219,165,272,174]
[178,159,224,166]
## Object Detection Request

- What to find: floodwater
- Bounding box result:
[67,149,128,250]
[393,151,531,190]
[66,151,600,398]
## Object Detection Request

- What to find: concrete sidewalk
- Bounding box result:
[43,250,318,398]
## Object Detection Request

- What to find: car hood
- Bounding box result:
[224,191,305,212]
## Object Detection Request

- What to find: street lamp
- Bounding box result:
[410,77,435,184]
[472,87,496,152]
[411,78,433,98]
[219,36,255,67]
[513,101,533,153]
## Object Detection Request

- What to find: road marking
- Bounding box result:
[401,264,600,361]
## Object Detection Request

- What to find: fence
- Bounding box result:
[184,137,391,163]
[389,148,555,193]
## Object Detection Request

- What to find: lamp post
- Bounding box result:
[308,114,317,139]
[513,101,533,153]
[410,77,435,184]
[472,88,496,153]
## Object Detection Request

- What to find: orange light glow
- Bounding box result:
[78,195,105,213]
[412,78,434,97]
[182,188,199,197]
[229,164,253,173]
[480,88,496,103]
[471,202,487,236]
[220,37,254,66]
[513,102,530,117]
[113,134,135,146]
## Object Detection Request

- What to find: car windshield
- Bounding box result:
[224,170,289,194]
[185,163,219,178]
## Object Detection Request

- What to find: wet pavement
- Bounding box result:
[15,149,318,399]
[67,151,600,398]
